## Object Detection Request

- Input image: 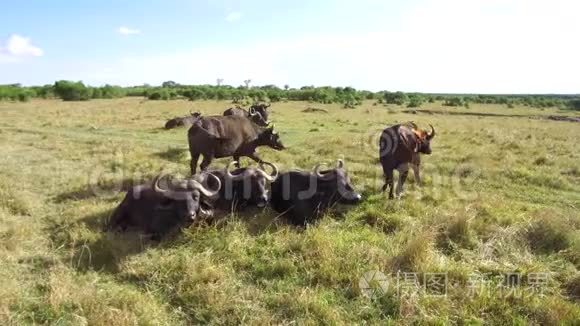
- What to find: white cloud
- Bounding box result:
[225,12,242,22]
[118,26,141,36]
[0,34,43,63]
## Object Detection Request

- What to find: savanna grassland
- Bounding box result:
[1,98,579,325]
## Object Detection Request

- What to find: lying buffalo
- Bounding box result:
[188,115,285,174]
[207,160,279,211]
[379,122,435,199]
[223,103,270,126]
[106,172,220,238]
[164,112,201,129]
[270,159,362,225]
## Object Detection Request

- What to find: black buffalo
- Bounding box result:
[164,112,201,129]
[270,159,362,226]
[106,172,220,237]
[379,122,435,199]
[188,115,285,174]
[207,160,279,211]
[223,103,270,126]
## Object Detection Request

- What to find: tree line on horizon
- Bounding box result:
[1,80,579,111]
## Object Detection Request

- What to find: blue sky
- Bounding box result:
[1,0,579,93]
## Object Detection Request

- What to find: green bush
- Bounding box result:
[53,81,91,101]
[567,99,580,111]
[147,91,162,100]
[17,92,31,102]
[407,95,424,108]
[383,91,408,105]
[99,85,125,99]
[443,97,464,107]
[183,88,205,101]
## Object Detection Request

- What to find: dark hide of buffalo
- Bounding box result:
[106,172,220,238]
[187,115,285,174]
[379,122,435,199]
[223,103,270,126]
[270,160,362,226]
[206,161,279,212]
[164,112,201,129]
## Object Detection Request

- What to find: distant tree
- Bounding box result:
[363,91,375,100]
[182,87,205,101]
[91,88,103,99]
[267,90,282,102]
[53,80,91,101]
[384,91,408,105]
[162,81,178,88]
[100,84,124,98]
[284,84,289,91]
[407,95,424,108]
[147,90,162,100]
[17,93,29,102]
[217,78,224,87]
[215,88,228,100]
[244,79,252,89]
[443,97,464,107]
[568,99,580,111]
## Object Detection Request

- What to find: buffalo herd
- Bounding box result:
[107,103,436,238]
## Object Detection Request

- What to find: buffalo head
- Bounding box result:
[258,126,286,151]
[223,160,279,208]
[402,123,436,155]
[153,172,221,221]
[414,124,435,154]
[249,103,270,126]
[313,159,362,204]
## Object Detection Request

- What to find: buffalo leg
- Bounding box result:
[247,152,264,164]
[199,153,214,171]
[412,164,421,186]
[382,170,395,199]
[107,200,128,231]
[396,164,410,198]
[190,153,200,175]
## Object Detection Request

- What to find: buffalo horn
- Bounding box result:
[225,161,248,181]
[258,161,279,181]
[314,163,336,181]
[188,172,221,197]
[427,124,435,139]
[153,174,187,196]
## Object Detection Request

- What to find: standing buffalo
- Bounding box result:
[379,122,435,199]
[164,112,201,129]
[207,160,279,211]
[106,172,221,238]
[223,103,270,126]
[188,115,285,174]
[270,159,362,226]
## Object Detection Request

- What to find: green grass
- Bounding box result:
[0,98,579,324]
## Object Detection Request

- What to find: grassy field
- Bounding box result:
[1,98,579,325]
